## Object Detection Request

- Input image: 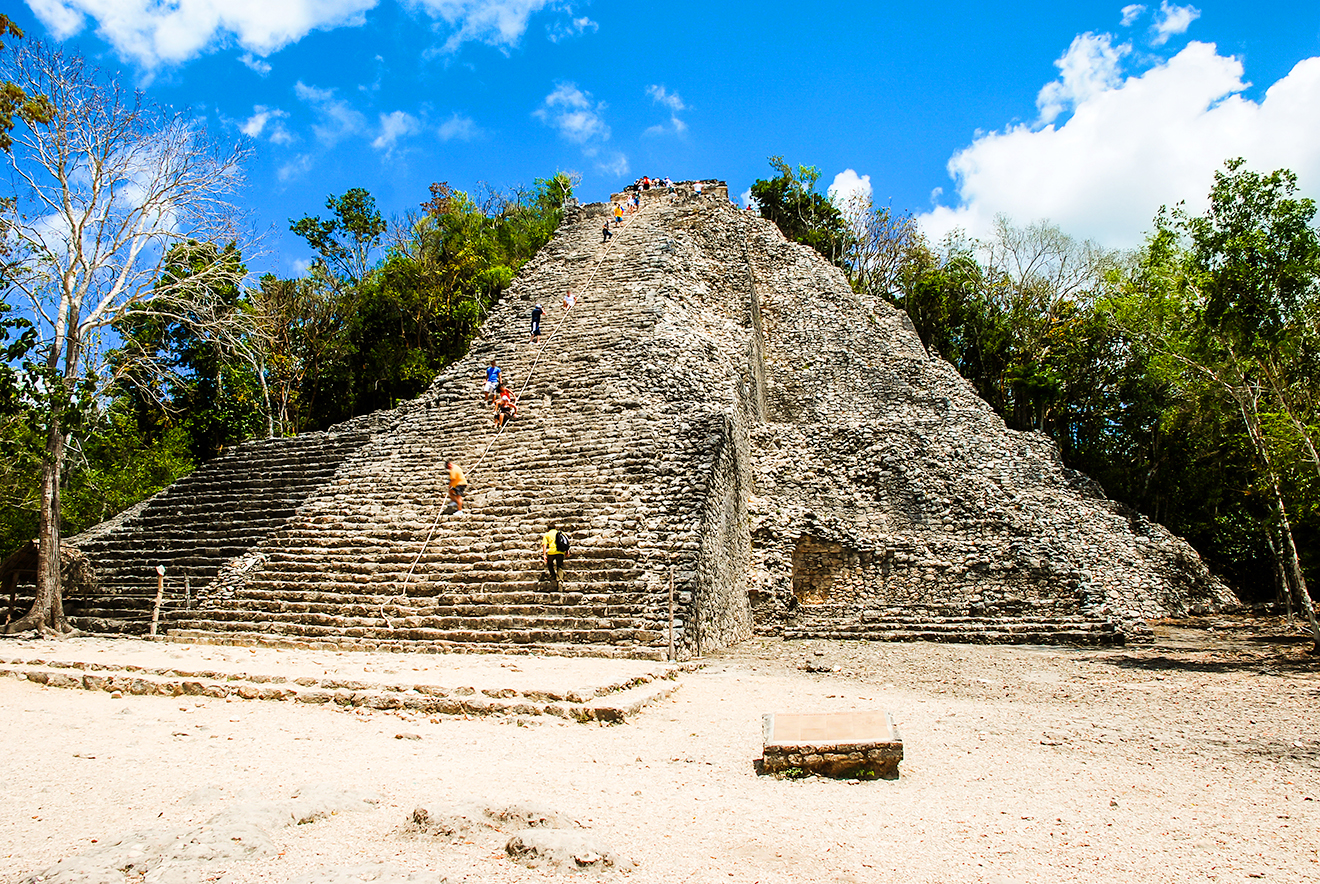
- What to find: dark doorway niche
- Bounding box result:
[792,536,845,606]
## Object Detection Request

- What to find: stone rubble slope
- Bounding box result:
[61,181,1233,654]
[720,193,1237,641]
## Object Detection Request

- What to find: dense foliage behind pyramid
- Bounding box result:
[63,181,1235,658]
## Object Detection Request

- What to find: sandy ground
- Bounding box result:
[1,619,1317,883]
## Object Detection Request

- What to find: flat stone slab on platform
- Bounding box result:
[762,710,903,779]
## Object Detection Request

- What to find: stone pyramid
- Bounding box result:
[63,181,1234,658]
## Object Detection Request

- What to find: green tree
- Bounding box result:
[0,16,51,153]
[1117,159,1320,646]
[1,41,246,634]
[112,241,264,461]
[290,187,387,288]
[750,157,850,264]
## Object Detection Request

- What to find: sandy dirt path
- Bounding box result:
[1,620,1317,883]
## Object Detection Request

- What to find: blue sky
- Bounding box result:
[8,1,1320,275]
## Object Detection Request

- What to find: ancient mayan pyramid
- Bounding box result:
[63,181,1235,658]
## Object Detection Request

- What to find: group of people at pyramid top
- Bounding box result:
[632,175,673,192]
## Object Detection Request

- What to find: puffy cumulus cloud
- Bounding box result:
[410,0,557,52]
[1036,32,1128,123]
[1120,4,1145,27]
[828,169,873,207]
[240,105,292,144]
[534,82,609,144]
[1152,2,1200,46]
[371,110,421,152]
[643,84,687,136]
[294,81,367,147]
[437,112,480,141]
[26,0,378,69]
[918,41,1320,249]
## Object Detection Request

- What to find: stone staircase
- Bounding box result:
[63,419,386,634]
[161,197,720,659]
[778,605,1125,646]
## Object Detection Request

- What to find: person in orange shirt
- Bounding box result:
[445,460,467,513]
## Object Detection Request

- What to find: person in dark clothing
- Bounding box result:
[602,222,612,243]
[530,302,543,342]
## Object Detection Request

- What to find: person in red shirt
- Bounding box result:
[494,383,518,428]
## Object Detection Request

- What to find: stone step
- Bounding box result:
[164,628,670,660]
[782,617,1123,647]
[166,617,665,647]
[0,654,690,717]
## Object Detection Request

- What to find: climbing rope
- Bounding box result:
[383,199,649,619]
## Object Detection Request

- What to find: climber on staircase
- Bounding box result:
[493,382,518,428]
[541,525,570,583]
[445,460,467,513]
[530,302,543,343]
[481,359,501,405]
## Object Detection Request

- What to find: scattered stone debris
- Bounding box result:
[505,829,620,872]
[23,786,379,884]
[406,802,621,874]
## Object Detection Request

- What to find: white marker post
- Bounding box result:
[149,564,166,638]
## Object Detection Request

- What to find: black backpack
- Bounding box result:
[555,531,570,554]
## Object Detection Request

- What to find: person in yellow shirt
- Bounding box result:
[446,460,467,513]
[541,525,569,581]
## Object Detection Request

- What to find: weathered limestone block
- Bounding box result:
[761,711,903,780]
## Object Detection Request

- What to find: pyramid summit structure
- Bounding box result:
[57,180,1235,657]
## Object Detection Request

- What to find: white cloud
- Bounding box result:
[828,169,873,207]
[240,105,292,144]
[595,151,629,177]
[647,84,686,114]
[410,0,557,52]
[534,82,609,143]
[739,188,753,208]
[918,41,1320,249]
[26,0,378,69]
[1152,2,1200,46]
[437,112,480,141]
[644,84,688,136]
[26,0,87,38]
[294,81,367,147]
[371,110,421,151]
[239,52,272,75]
[1036,33,1129,123]
[547,14,597,43]
[278,153,315,183]
[1120,4,1145,27]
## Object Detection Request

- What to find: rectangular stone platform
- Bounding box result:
[761,710,903,779]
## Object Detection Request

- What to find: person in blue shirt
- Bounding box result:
[530,303,544,343]
[482,360,501,405]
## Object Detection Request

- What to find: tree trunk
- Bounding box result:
[4,406,72,633]
[1234,380,1320,651]
[4,413,71,635]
